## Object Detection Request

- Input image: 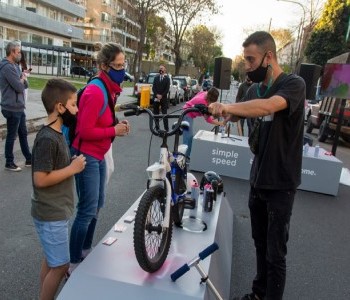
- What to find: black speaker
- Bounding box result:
[298,63,322,100]
[213,57,232,90]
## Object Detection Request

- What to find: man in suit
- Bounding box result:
[152,64,170,131]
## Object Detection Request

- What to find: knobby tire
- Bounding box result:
[133,186,173,273]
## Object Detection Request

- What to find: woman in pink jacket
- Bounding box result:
[69,43,130,275]
[182,87,223,157]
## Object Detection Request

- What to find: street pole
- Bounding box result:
[277,0,306,71]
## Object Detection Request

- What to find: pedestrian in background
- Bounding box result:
[235,75,253,135]
[152,64,170,131]
[0,40,31,171]
[182,87,224,157]
[31,79,86,300]
[19,50,31,104]
[69,42,130,276]
[209,31,305,300]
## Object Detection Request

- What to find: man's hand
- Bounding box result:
[208,102,227,117]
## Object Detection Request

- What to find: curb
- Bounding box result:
[0,117,46,141]
[0,98,138,141]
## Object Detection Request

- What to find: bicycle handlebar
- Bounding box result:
[122,104,210,137]
[170,242,219,282]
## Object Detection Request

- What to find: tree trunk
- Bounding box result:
[174,46,182,76]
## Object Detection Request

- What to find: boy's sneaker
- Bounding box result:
[5,163,22,172]
[25,160,32,167]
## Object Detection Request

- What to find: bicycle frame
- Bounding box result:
[146,125,189,229]
[124,104,210,273]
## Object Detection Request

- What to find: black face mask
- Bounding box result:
[247,53,268,83]
[60,106,76,127]
[159,69,164,74]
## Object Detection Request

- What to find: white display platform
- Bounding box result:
[190,130,253,180]
[190,130,343,196]
[299,147,343,196]
[58,192,233,300]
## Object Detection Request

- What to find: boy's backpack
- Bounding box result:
[62,77,109,146]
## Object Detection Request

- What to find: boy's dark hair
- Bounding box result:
[242,31,277,56]
[206,87,219,103]
[42,79,77,114]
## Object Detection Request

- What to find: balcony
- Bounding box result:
[0,3,83,39]
[38,0,85,18]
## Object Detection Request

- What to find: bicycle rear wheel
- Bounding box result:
[133,185,173,273]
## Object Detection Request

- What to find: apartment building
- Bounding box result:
[0,0,84,75]
[0,0,141,75]
[71,0,141,72]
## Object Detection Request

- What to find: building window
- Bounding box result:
[6,28,18,40]
[32,34,43,44]
[101,12,110,23]
[19,31,30,42]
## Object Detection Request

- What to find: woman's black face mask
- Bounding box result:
[247,53,268,83]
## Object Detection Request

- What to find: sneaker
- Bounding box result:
[5,163,22,172]
[233,293,262,300]
[25,160,32,167]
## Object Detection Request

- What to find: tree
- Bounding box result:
[270,29,293,51]
[145,14,167,60]
[132,0,163,82]
[161,0,219,75]
[304,0,350,66]
[188,25,222,72]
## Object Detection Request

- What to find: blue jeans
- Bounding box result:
[249,187,295,300]
[69,150,106,263]
[182,115,193,157]
[1,110,31,164]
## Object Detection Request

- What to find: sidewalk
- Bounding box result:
[0,86,137,140]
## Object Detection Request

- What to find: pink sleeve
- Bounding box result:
[77,86,115,141]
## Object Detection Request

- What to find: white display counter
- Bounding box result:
[190,130,343,196]
[58,192,233,300]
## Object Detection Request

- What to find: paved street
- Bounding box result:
[0,83,349,299]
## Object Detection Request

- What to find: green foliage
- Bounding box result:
[305,0,350,66]
[188,25,222,70]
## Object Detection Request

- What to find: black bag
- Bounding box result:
[248,118,262,155]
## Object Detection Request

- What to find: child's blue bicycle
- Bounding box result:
[123,104,209,273]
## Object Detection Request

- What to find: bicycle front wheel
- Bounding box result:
[133,185,173,273]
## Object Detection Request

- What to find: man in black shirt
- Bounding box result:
[209,31,305,300]
[152,64,170,131]
[235,75,253,135]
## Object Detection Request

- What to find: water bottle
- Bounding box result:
[203,184,214,212]
[314,144,320,157]
[190,180,199,210]
[303,143,309,155]
[220,125,225,137]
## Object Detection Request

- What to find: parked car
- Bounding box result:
[173,79,185,104]
[134,72,177,105]
[202,79,213,91]
[306,97,350,143]
[71,66,92,77]
[191,79,200,96]
[173,75,192,101]
[124,71,135,82]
